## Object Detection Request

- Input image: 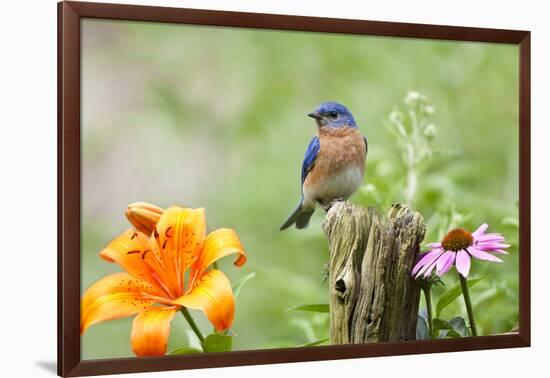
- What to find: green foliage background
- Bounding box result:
[81,19,519,359]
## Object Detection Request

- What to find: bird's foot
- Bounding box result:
[323,198,345,212]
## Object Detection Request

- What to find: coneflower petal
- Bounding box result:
[455,250,471,277]
[426,242,442,248]
[413,249,443,277]
[436,251,455,275]
[468,247,503,262]
[471,223,489,238]
[476,234,505,243]
[476,242,511,250]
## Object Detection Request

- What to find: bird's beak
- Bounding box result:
[308,111,321,120]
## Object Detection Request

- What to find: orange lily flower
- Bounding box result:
[81,205,247,356]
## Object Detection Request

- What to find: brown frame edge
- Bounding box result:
[58,1,82,377]
[58,1,531,377]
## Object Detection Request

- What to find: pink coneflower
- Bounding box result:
[412,223,509,279]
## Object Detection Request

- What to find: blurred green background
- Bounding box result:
[81,19,519,359]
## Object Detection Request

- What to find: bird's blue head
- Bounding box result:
[308,101,357,128]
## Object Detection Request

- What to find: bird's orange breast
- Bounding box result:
[309,126,366,181]
[302,126,367,206]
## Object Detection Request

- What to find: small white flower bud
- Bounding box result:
[452,213,464,224]
[404,91,421,105]
[423,123,437,139]
[364,183,376,192]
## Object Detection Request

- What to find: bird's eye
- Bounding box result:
[329,111,338,118]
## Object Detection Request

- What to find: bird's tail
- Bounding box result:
[280,201,315,230]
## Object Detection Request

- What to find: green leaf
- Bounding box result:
[232,272,256,300]
[432,317,468,338]
[202,333,233,353]
[284,304,329,313]
[438,329,461,339]
[297,338,329,347]
[449,316,468,337]
[435,275,489,318]
[432,318,451,332]
[169,346,203,355]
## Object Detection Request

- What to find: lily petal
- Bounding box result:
[150,207,206,297]
[173,269,234,331]
[193,228,247,275]
[81,273,158,334]
[99,229,168,296]
[455,250,471,277]
[131,305,177,357]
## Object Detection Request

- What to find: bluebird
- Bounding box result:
[280,101,368,230]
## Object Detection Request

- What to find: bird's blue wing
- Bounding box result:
[301,136,320,185]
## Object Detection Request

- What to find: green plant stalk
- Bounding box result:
[180,308,205,347]
[458,274,478,337]
[405,143,417,205]
[422,286,434,338]
[209,261,219,334]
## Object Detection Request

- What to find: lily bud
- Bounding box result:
[126,202,164,235]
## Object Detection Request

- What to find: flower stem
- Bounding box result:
[405,143,417,205]
[422,286,434,338]
[458,274,478,337]
[180,308,205,344]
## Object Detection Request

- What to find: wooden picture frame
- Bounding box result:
[58,1,530,376]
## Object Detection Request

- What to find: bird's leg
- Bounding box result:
[321,262,329,283]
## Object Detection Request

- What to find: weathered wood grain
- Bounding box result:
[323,201,425,344]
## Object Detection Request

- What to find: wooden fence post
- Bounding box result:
[323,201,426,344]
